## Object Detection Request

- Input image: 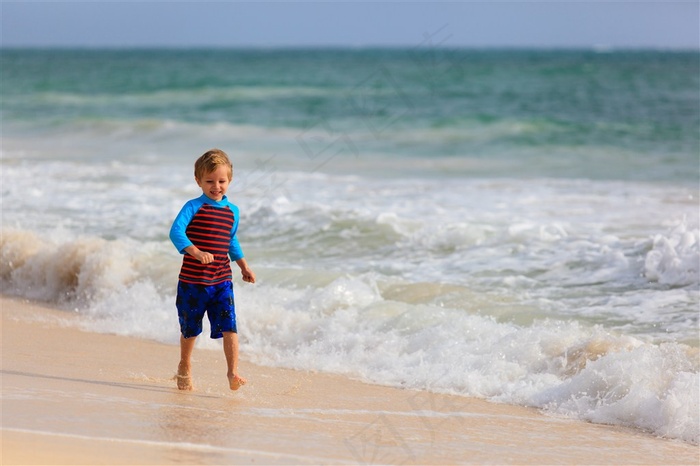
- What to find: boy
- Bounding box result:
[169,149,255,391]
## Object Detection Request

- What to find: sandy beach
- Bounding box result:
[1,295,697,465]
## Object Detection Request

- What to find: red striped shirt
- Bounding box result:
[178,204,235,286]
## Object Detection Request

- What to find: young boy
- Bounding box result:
[169,149,255,391]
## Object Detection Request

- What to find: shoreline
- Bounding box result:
[2,294,698,465]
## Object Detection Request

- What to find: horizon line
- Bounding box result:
[2,44,699,52]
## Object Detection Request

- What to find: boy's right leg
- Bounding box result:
[223,331,246,390]
[177,334,197,390]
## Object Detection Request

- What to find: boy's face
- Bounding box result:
[196,165,231,202]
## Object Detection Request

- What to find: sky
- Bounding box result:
[1,1,698,50]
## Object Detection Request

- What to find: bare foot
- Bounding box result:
[228,373,247,391]
[176,362,193,391]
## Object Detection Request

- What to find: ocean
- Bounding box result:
[1,48,698,444]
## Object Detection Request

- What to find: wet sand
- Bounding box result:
[1,295,698,465]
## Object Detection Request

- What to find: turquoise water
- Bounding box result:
[1,48,699,443]
[2,48,698,180]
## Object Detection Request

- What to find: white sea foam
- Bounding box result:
[534,343,699,443]
[645,221,699,287]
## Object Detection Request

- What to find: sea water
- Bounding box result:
[1,48,698,444]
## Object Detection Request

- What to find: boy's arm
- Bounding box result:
[169,201,196,253]
[229,233,254,282]
[227,203,254,283]
[170,200,213,264]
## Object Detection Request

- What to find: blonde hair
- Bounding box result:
[194,149,233,181]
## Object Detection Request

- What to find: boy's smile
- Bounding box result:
[196,165,231,202]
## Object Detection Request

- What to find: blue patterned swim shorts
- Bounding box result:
[176,281,237,339]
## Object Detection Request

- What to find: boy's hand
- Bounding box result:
[196,251,215,264]
[235,258,256,284]
[186,246,215,264]
[241,268,256,283]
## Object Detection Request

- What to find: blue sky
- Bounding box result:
[1,1,698,49]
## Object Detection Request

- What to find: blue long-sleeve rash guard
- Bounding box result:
[169,194,245,262]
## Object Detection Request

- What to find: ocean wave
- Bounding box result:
[2,162,697,347]
[0,228,176,304]
[534,342,699,444]
[21,85,336,106]
[644,221,699,287]
[239,274,699,444]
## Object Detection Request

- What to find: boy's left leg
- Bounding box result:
[222,331,246,390]
[177,334,197,390]
[206,281,245,390]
